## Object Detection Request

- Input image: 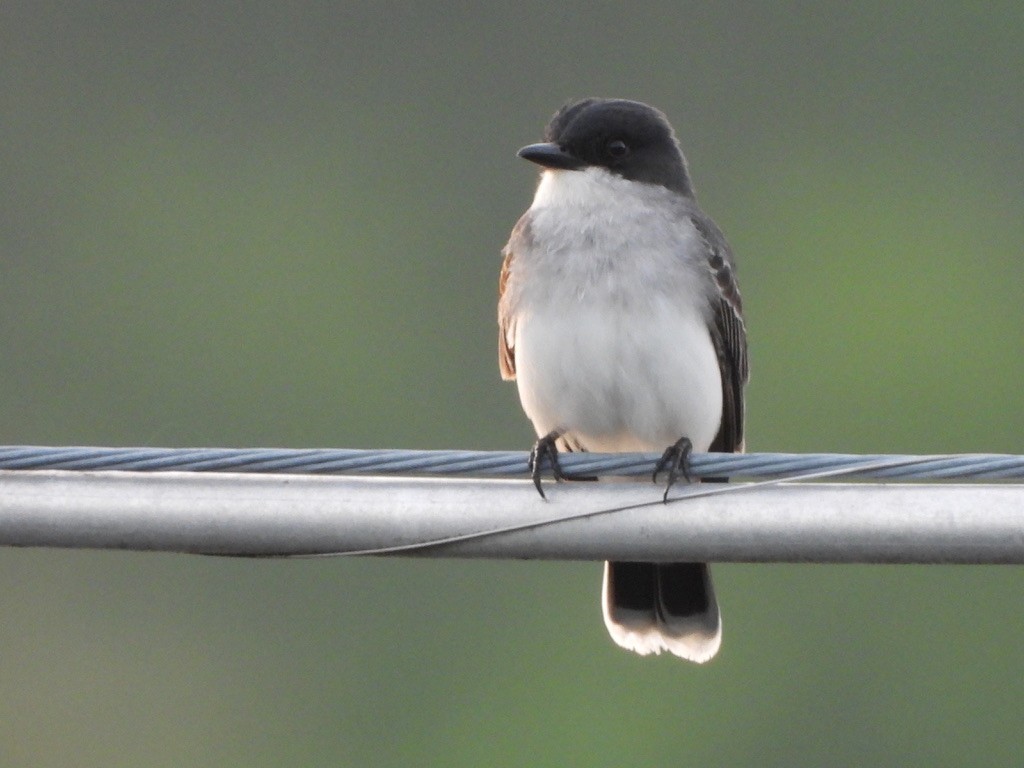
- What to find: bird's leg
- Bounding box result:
[529,430,565,499]
[653,436,694,503]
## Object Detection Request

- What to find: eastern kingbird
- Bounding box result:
[498,98,748,662]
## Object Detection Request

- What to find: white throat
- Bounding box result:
[530,167,638,210]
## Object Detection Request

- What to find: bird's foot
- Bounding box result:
[529,431,566,499]
[653,436,694,502]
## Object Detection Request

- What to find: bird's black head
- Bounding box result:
[518,98,693,196]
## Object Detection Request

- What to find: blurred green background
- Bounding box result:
[2,2,1023,765]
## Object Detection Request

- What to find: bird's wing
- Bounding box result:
[690,214,749,453]
[498,215,532,381]
[498,247,516,379]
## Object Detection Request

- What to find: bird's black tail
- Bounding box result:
[602,561,721,662]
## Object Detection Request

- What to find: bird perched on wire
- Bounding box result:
[498,98,748,662]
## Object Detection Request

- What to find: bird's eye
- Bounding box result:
[606,139,630,159]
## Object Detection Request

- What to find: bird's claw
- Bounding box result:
[653,437,694,502]
[529,431,565,499]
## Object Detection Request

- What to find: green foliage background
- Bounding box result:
[2,3,1023,765]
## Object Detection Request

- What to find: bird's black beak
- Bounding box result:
[517,142,585,170]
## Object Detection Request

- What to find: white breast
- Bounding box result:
[508,168,723,453]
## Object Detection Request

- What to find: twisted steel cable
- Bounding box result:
[0,446,1022,480]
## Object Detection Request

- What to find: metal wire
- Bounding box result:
[0,445,1023,480]
[1,470,1022,562]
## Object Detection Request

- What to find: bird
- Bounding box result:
[497,98,748,662]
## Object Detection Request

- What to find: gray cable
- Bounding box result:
[1,445,1023,480]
